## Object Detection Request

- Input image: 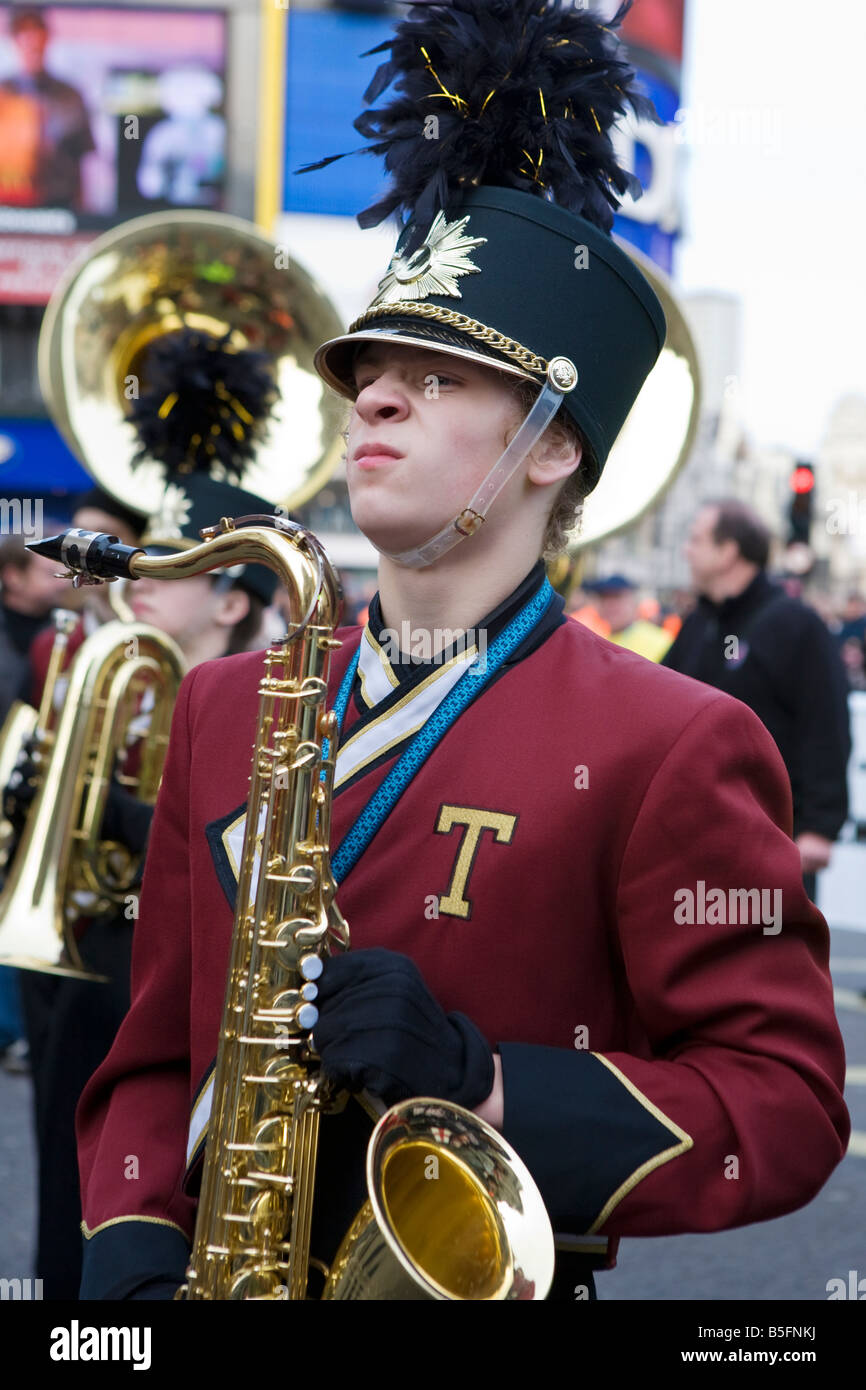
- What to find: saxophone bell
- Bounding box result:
[323,1098,554,1300]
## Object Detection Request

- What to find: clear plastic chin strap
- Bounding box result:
[379,355,579,570]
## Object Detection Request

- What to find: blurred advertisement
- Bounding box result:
[284,2,685,273]
[0,4,227,301]
[619,0,684,72]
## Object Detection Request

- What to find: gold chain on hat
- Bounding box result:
[348,300,549,377]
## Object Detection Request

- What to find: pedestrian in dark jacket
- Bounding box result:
[663,499,851,895]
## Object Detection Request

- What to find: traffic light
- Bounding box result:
[787,462,814,545]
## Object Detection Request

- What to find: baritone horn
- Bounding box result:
[0,620,185,979]
[0,609,78,877]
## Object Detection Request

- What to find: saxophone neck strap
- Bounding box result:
[324,578,556,883]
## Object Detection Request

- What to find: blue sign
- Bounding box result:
[285,13,395,220]
[0,419,90,496]
[285,11,680,274]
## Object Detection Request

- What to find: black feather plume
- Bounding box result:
[295,0,658,248]
[127,329,279,479]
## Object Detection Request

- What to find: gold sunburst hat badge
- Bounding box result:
[369,210,488,307]
[142,481,193,544]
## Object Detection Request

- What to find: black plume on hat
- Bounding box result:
[128,328,280,479]
[297,0,657,253]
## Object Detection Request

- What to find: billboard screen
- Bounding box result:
[284,4,686,274]
[0,4,228,300]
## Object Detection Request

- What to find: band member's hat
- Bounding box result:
[140,473,279,605]
[302,0,666,493]
[583,573,638,594]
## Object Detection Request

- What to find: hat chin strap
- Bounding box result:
[376,357,579,570]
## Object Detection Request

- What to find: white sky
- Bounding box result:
[675,0,866,455]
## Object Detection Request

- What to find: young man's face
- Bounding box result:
[344,342,527,555]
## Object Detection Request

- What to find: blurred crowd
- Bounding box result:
[567,511,866,695]
[568,578,866,691]
[567,497,856,897]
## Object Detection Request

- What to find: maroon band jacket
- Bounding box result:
[76,607,849,1296]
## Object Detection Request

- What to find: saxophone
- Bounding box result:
[31,517,554,1300]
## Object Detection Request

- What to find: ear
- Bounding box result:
[215,587,250,629]
[0,564,22,596]
[526,434,582,490]
[717,537,741,568]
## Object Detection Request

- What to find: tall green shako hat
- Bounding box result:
[299,0,666,568]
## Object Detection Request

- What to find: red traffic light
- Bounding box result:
[790,465,815,495]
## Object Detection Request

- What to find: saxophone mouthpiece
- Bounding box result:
[27,530,144,582]
[25,535,64,561]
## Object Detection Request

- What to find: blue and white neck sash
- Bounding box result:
[334,635,481,789]
[219,579,554,905]
[326,579,554,883]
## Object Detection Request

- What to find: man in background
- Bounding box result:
[0,531,69,722]
[0,7,94,209]
[663,499,851,896]
[837,591,866,648]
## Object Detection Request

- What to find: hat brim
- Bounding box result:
[314,320,540,401]
[140,540,275,603]
[314,318,601,492]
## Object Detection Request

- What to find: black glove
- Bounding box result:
[313,947,494,1110]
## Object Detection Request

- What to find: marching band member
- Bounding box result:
[75,0,847,1301]
[12,473,278,1300]
[25,489,147,707]
[10,281,282,1307]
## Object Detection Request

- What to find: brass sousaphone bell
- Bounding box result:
[571,242,702,551]
[39,209,347,519]
[546,244,702,597]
